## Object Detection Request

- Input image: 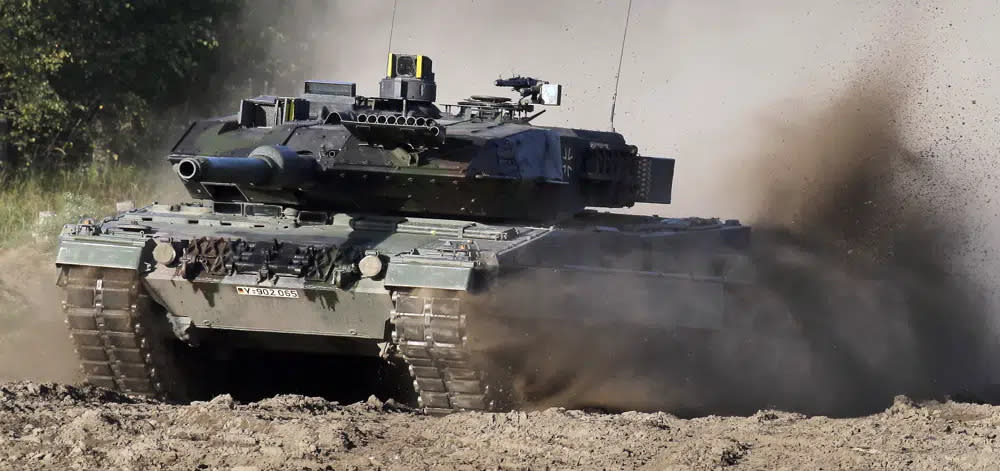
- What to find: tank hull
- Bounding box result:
[56,202,749,411]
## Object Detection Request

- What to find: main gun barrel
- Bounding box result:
[177,156,273,185]
[174,145,317,188]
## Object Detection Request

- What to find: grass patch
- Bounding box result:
[0,164,151,249]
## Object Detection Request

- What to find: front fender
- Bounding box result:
[55,235,147,270]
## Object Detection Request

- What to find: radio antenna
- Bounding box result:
[387,0,398,56]
[609,0,633,133]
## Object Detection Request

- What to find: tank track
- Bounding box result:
[59,266,178,400]
[391,292,498,415]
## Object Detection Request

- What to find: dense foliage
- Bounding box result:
[0,0,315,246]
[0,0,307,172]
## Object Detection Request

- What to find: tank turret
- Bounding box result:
[169,54,674,221]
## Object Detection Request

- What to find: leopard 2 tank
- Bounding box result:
[55,53,750,414]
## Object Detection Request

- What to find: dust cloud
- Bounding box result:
[464,68,997,417]
[727,71,995,415]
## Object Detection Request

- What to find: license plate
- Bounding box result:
[235,286,300,299]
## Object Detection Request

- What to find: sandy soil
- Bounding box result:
[0,249,79,384]
[0,381,997,471]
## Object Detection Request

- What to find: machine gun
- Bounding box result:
[495,76,562,105]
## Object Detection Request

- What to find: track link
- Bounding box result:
[391,292,497,415]
[59,266,175,399]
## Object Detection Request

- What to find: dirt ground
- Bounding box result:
[0,381,997,471]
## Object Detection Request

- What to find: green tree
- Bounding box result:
[0,0,319,175]
[0,0,241,170]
